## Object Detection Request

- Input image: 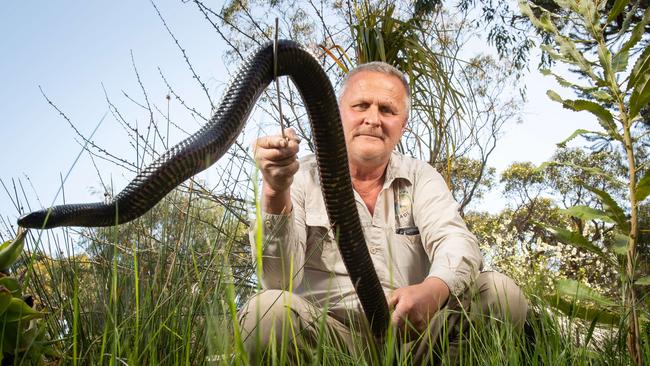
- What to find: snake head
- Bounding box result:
[17,210,51,229]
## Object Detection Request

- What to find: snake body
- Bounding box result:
[18,40,390,337]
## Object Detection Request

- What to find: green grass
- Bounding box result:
[10,188,648,365]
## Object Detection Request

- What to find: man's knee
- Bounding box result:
[474,271,528,327]
[238,289,320,359]
[239,289,296,338]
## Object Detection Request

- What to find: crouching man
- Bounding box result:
[239,62,528,364]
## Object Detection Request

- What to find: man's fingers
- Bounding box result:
[283,127,300,142]
[254,136,300,161]
[256,135,288,149]
[391,311,403,328]
[265,154,297,168]
[256,128,301,149]
[262,160,300,178]
[251,129,301,193]
[388,291,403,326]
[387,293,399,308]
[256,146,298,164]
[391,300,407,327]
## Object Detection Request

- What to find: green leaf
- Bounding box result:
[0,240,10,252]
[611,50,629,73]
[556,279,618,307]
[519,1,557,33]
[607,0,630,23]
[578,1,599,33]
[585,185,630,232]
[0,287,12,316]
[539,12,558,33]
[583,316,600,348]
[541,44,567,63]
[0,277,21,297]
[547,90,563,103]
[561,99,619,139]
[590,89,614,102]
[555,35,597,79]
[0,230,26,271]
[637,168,650,201]
[619,7,650,56]
[546,91,617,135]
[545,294,620,324]
[557,129,597,147]
[542,69,594,91]
[635,276,650,286]
[628,43,650,90]
[629,71,650,120]
[545,225,610,263]
[561,206,616,223]
[598,44,614,84]
[2,297,43,323]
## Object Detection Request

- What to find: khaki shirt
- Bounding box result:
[250,152,483,322]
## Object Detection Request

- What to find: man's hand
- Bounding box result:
[388,276,450,340]
[253,128,301,214]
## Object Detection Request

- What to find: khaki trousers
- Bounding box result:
[238,271,528,365]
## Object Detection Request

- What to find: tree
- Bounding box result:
[469,146,641,304]
[189,0,522,211]
[455,0,650,72]
[520,0,649,360]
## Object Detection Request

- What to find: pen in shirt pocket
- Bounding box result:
[395,226,419,235]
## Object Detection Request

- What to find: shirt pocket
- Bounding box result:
[386,229,428,285]
[305,211,350,274]
[304,211,336,271]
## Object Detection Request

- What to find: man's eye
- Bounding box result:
[380,106,395,114]
[354,103,369,110]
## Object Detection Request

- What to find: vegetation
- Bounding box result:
[0,230,53,364]
[1,0,648,364]
[519,0,649,362]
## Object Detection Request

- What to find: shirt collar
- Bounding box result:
[384,151,413,188]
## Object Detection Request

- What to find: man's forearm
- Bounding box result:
[262,185,292,214]
[422,276,450,311]
[427,234,483,296]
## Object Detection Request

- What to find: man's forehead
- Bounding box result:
[346,72,406,98]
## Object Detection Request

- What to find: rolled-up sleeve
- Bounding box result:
[248,170,307,291]
[413,163,483,296]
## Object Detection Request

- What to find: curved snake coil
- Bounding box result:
[18,40,390,337]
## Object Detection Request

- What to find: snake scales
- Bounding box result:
[17,40,390,337]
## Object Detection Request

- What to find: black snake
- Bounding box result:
[18,40,390,337]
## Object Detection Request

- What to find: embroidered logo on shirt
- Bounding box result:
[396,189,412,222]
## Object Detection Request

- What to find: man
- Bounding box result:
[239,62,527,364]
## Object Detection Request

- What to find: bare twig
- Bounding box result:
[150,0,215,110]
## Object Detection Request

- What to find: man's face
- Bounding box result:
[339,70,408,165]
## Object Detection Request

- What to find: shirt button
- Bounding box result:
[264,220,272,229]
[370,247,378,254]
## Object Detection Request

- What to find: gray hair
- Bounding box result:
[338,61,411,116]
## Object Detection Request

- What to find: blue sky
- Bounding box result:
[0,1,599,236]
[1,1,230,233]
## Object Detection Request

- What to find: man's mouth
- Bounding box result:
[356,132,383,139]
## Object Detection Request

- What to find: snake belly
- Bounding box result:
[17,40,390,337]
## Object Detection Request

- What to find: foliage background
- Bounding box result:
[0,0,648,364]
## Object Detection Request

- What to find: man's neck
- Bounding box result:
[348,153,390,180]
[349,157,390,216]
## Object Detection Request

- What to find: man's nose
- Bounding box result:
[363,106,380,126]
